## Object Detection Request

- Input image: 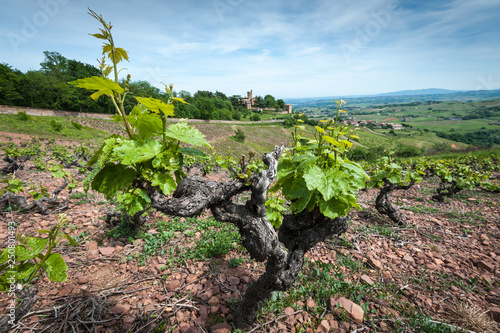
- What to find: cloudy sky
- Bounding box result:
[1,0,500,99]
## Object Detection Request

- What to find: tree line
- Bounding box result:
[434,129,500,148]
[0,51,284,121]
[0,51,113,113]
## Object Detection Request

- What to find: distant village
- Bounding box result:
[342,119,405,130]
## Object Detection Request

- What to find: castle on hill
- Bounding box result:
[241,90,292,113]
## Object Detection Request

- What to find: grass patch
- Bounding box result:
[353,224,403,241]
[195,228,240,258]
[0,114,111,144]
[404,204,441,214]
[118,216,243,267]
[443,210,487,226]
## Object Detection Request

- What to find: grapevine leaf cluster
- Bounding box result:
[363,151,499,225]
[368,156,423,189]
[271,103,369,223]
[0,214,77,291]
[72,10,212,219]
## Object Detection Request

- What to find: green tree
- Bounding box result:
[276,98,285,110]
[254,95,264,108]
[66,58,101,81]
[194,90,214,99]
[0,63,24,105]
[233,128,245,142]
[215,90,227,100]
[196,97,216,120]
[249,113,261,121]
[40,51,69,82]
[229,95,242,109]
[178,90,192,99]
[264,94,276,108]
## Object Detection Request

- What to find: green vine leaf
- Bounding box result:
[112,139,163,165]
[303,165,334,200]
[43,253,68,282]
[83,164,101,193]
[114,47,129,63]
[164,122,211,148]
[127,105,163,139]
[283,177,309,200]
[290,189,314,213]
[26,237,48,257]
[341,161,370,181]
[15,245,34,262]
[150,173,177,196]
[16,262,36,280]
[86,135,120,168]
[318,196,350,219]
[64,234,78,246]
[90,28,109,40]
[136,97,175,116]
[322,135,342,148]
[91,163,137,199]
[69,76,124,101]
[117,188,151,216]
[179,147,209,159]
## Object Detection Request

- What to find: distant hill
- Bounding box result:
[376,88,464,97]
[288,89,500,108]
[285,88,464,103]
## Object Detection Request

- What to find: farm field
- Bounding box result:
[2,99,499,159]
[346,100,500,136]
[354,128,471,151]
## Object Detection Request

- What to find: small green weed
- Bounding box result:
[71,121,83,130]
[50,119,63,132]
[70,192,87,200]
[195,217,222,231]
[140,230,175,261]
[195,228,240,258]
[444,210,486,226]
[73,192,98,205]
[404,204,441,214]
[105,219,138,241]
[229,257,244,268]
[157,216,190,232]
[16,111,31,121]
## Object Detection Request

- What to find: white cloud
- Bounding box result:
[0,0,499,97]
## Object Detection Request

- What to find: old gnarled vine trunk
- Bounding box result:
[145,146,349,328]
[375,179,414,226]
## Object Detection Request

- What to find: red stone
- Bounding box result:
[360,274,375,285]
[306,298,316,310]
[98,247,115,256]
[328,297,364,323]
[210,322,231,333]
[110,303,130,315]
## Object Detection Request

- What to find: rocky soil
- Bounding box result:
[0,143,499,332]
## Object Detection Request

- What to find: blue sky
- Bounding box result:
[1,0,500,99]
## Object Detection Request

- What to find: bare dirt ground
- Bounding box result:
[0,135,499,333]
